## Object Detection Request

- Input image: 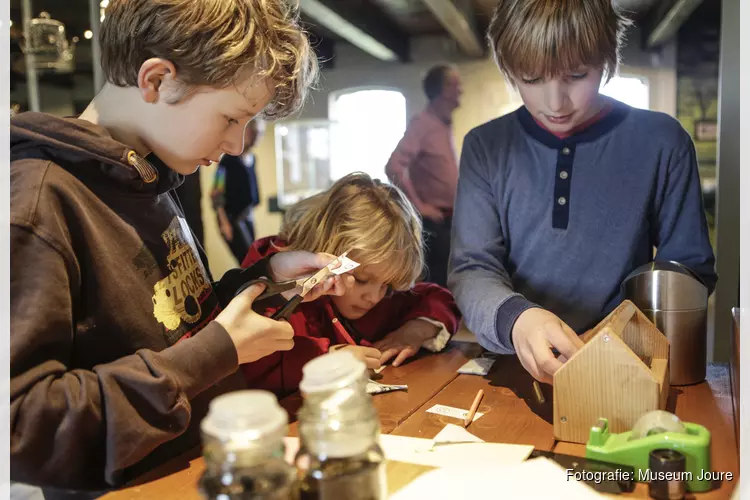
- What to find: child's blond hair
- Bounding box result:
[487,0,632,85]
[279,173,424,291]
[100,0,317,119]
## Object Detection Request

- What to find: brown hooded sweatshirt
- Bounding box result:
[9,112,274,493]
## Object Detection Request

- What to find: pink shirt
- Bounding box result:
[386,109,458,214]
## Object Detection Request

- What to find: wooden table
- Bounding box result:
[100,340,738,499]
[394,357,739,499]
[389,354,557,451]
[282,341,483,435]
[99,340,480,499]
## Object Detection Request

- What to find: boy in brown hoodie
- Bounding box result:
[9,0,353,494]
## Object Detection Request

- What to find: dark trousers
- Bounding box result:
[421,213,452,287]
[224,216,256,265]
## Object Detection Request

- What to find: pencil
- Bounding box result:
[533,380,545,404]
[463,389,484,427]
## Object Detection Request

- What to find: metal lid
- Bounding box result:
[299,350,366,395]
[621,261,708,311]
[201,390,288,442]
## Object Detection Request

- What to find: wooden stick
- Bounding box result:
[463,389,484,427]
[533,380,545,404]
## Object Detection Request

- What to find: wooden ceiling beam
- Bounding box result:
[298,0,410,62]
[419,0,483,57]
[642,0,704,48]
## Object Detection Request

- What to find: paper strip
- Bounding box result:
[426,404,484,422]
[329,254,359,275]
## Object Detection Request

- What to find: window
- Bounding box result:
[600,75,650,110]
[329,88,407,182]
[274,120,331,208]
[273,88,407,210]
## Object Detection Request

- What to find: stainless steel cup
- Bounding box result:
[621,261,709,386]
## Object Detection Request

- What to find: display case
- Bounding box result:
[274,120,332,210]
[17,12,77,74]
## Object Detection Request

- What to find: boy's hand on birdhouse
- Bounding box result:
[511,308,584,384]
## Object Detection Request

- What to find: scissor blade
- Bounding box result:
[299,251,359,297]
[300,265,333,297]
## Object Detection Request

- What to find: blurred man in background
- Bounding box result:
[386,64,462,287]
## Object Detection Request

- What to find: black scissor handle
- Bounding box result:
[271,294,304,321]
[236,277,296,301]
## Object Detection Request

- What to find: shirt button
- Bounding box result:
[559,171,569,179]
[558,197,567,205]
[562,147,571,155]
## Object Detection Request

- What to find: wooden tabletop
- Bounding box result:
[100,341,739,499]
[389,354,557,451]
[282,340,482,436]
[549,363,737,499]
[391,355,738,498]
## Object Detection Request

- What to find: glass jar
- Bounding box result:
[295,351,387,500]
[198,390,298,500]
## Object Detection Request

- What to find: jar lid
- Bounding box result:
[299,350,367,394]
[201,390,287,441]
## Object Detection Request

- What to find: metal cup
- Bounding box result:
[622,261,709,386]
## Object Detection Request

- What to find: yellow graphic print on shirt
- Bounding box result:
[152,217,211,331]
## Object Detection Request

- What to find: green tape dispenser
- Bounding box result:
[585,410,712,492]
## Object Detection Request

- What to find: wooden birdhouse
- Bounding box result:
[553,300,670,444]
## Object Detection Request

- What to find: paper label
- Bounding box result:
[426,404,484,422]
[329,254,360,275]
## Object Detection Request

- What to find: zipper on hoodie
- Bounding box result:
[127,151,158,184]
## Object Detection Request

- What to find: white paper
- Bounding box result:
[366,380,407,394]
[390,457,606,499]
[457,356,495,375]
[379,433,532,469]
[431,423,484,444]
[282,424,533,470]
[426,403,484,422]
[329,254,359,275]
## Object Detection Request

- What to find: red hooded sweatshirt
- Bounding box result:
[240,236,462,397]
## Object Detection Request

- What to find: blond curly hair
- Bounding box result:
[279,173,425,291]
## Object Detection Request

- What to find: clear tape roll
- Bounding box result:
[630,410,686,440]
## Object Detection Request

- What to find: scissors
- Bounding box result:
[237,253,348,321]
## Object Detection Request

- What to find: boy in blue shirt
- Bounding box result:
[448,0,717,384]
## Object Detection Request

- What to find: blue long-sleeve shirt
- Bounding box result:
[448,98,717,354]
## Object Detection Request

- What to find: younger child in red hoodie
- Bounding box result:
[241,172,461,396]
